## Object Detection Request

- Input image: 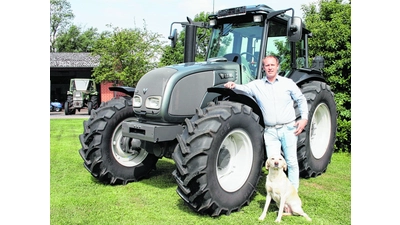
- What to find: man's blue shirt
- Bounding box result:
[234,76,308,126]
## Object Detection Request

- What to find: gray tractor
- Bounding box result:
[79,4,337,217]
[64,78,99,115]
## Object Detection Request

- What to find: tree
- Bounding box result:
[91,23,165,87]
[303,0,351,152]
[159,12,210,67]
[79,28,99,52]
[193,12,212,60]
[55,25,99,52]
[50,0,74,52]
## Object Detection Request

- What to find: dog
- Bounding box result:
[258,155,312,223]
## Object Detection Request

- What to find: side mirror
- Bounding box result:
[287,16,303,42]
[168,28,178,48]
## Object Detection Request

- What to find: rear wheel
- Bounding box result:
[87,101,92,115]
[79,96,159,185]
[172,101,264,216]
[297,81,337,178]
[90,95,99,109]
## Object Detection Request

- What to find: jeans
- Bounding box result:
[264,121,299,190]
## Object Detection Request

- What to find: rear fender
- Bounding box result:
[288,69,326,86]
[207,86,265,127]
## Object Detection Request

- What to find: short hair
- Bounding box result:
[263,55,280,65]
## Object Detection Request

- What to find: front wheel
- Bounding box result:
[64,101,69,115]
[79,96,159,185]
[64,95,75,115]
[297,81,337,178]
[172,101,264,216]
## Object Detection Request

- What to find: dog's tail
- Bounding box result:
[302,213,312,221]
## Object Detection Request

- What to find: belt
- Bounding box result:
[265,121,294,129]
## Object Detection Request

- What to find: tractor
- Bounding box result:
[64,78,99,115]
[79,4,337,217]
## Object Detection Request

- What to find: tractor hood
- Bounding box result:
[133,60,240,123]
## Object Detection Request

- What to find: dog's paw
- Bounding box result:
[258,215,266,221]
[274,218,281,223]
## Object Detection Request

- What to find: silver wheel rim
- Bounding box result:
[217,129,253,192]
[309,103,331,159]
[111,118,148,167]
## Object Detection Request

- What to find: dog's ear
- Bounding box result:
[265,159,270,170]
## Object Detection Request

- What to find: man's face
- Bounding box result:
[263,57,279,79]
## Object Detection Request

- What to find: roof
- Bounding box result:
[50,52,100,68]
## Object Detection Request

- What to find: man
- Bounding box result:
[224,55,308,191]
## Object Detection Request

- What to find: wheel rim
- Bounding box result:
[309,103,331,159]
[216,129,253,192]
[111,118,148,167]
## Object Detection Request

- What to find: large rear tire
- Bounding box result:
[172,101,264,216]
[297,81,337,178]
[79,96,159,185]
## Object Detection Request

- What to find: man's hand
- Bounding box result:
[294,119,308,136]
[224,81,236,89]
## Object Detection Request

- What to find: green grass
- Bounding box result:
[50,119,351,225]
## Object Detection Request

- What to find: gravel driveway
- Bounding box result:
[50,108,90,119]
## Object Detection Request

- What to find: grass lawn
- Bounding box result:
[50,118,351,225]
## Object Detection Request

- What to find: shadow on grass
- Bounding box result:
[140,157,177,189]
[85,157,177,189]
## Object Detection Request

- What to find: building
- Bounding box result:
[50,52,124,104]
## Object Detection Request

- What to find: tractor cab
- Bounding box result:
[170,4,311,85]
[206,5,309,84]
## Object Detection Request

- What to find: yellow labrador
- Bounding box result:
[258,155,312,223]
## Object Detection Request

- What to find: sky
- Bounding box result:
[68,0,318,43]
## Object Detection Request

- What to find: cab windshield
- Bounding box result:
[207,22,263,84]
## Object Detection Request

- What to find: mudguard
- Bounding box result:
[207,86,265,127]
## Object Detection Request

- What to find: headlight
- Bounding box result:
[133,95,142,107]
[145,96,162,109]
[209,19,217,26]
[253,15,262,22]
